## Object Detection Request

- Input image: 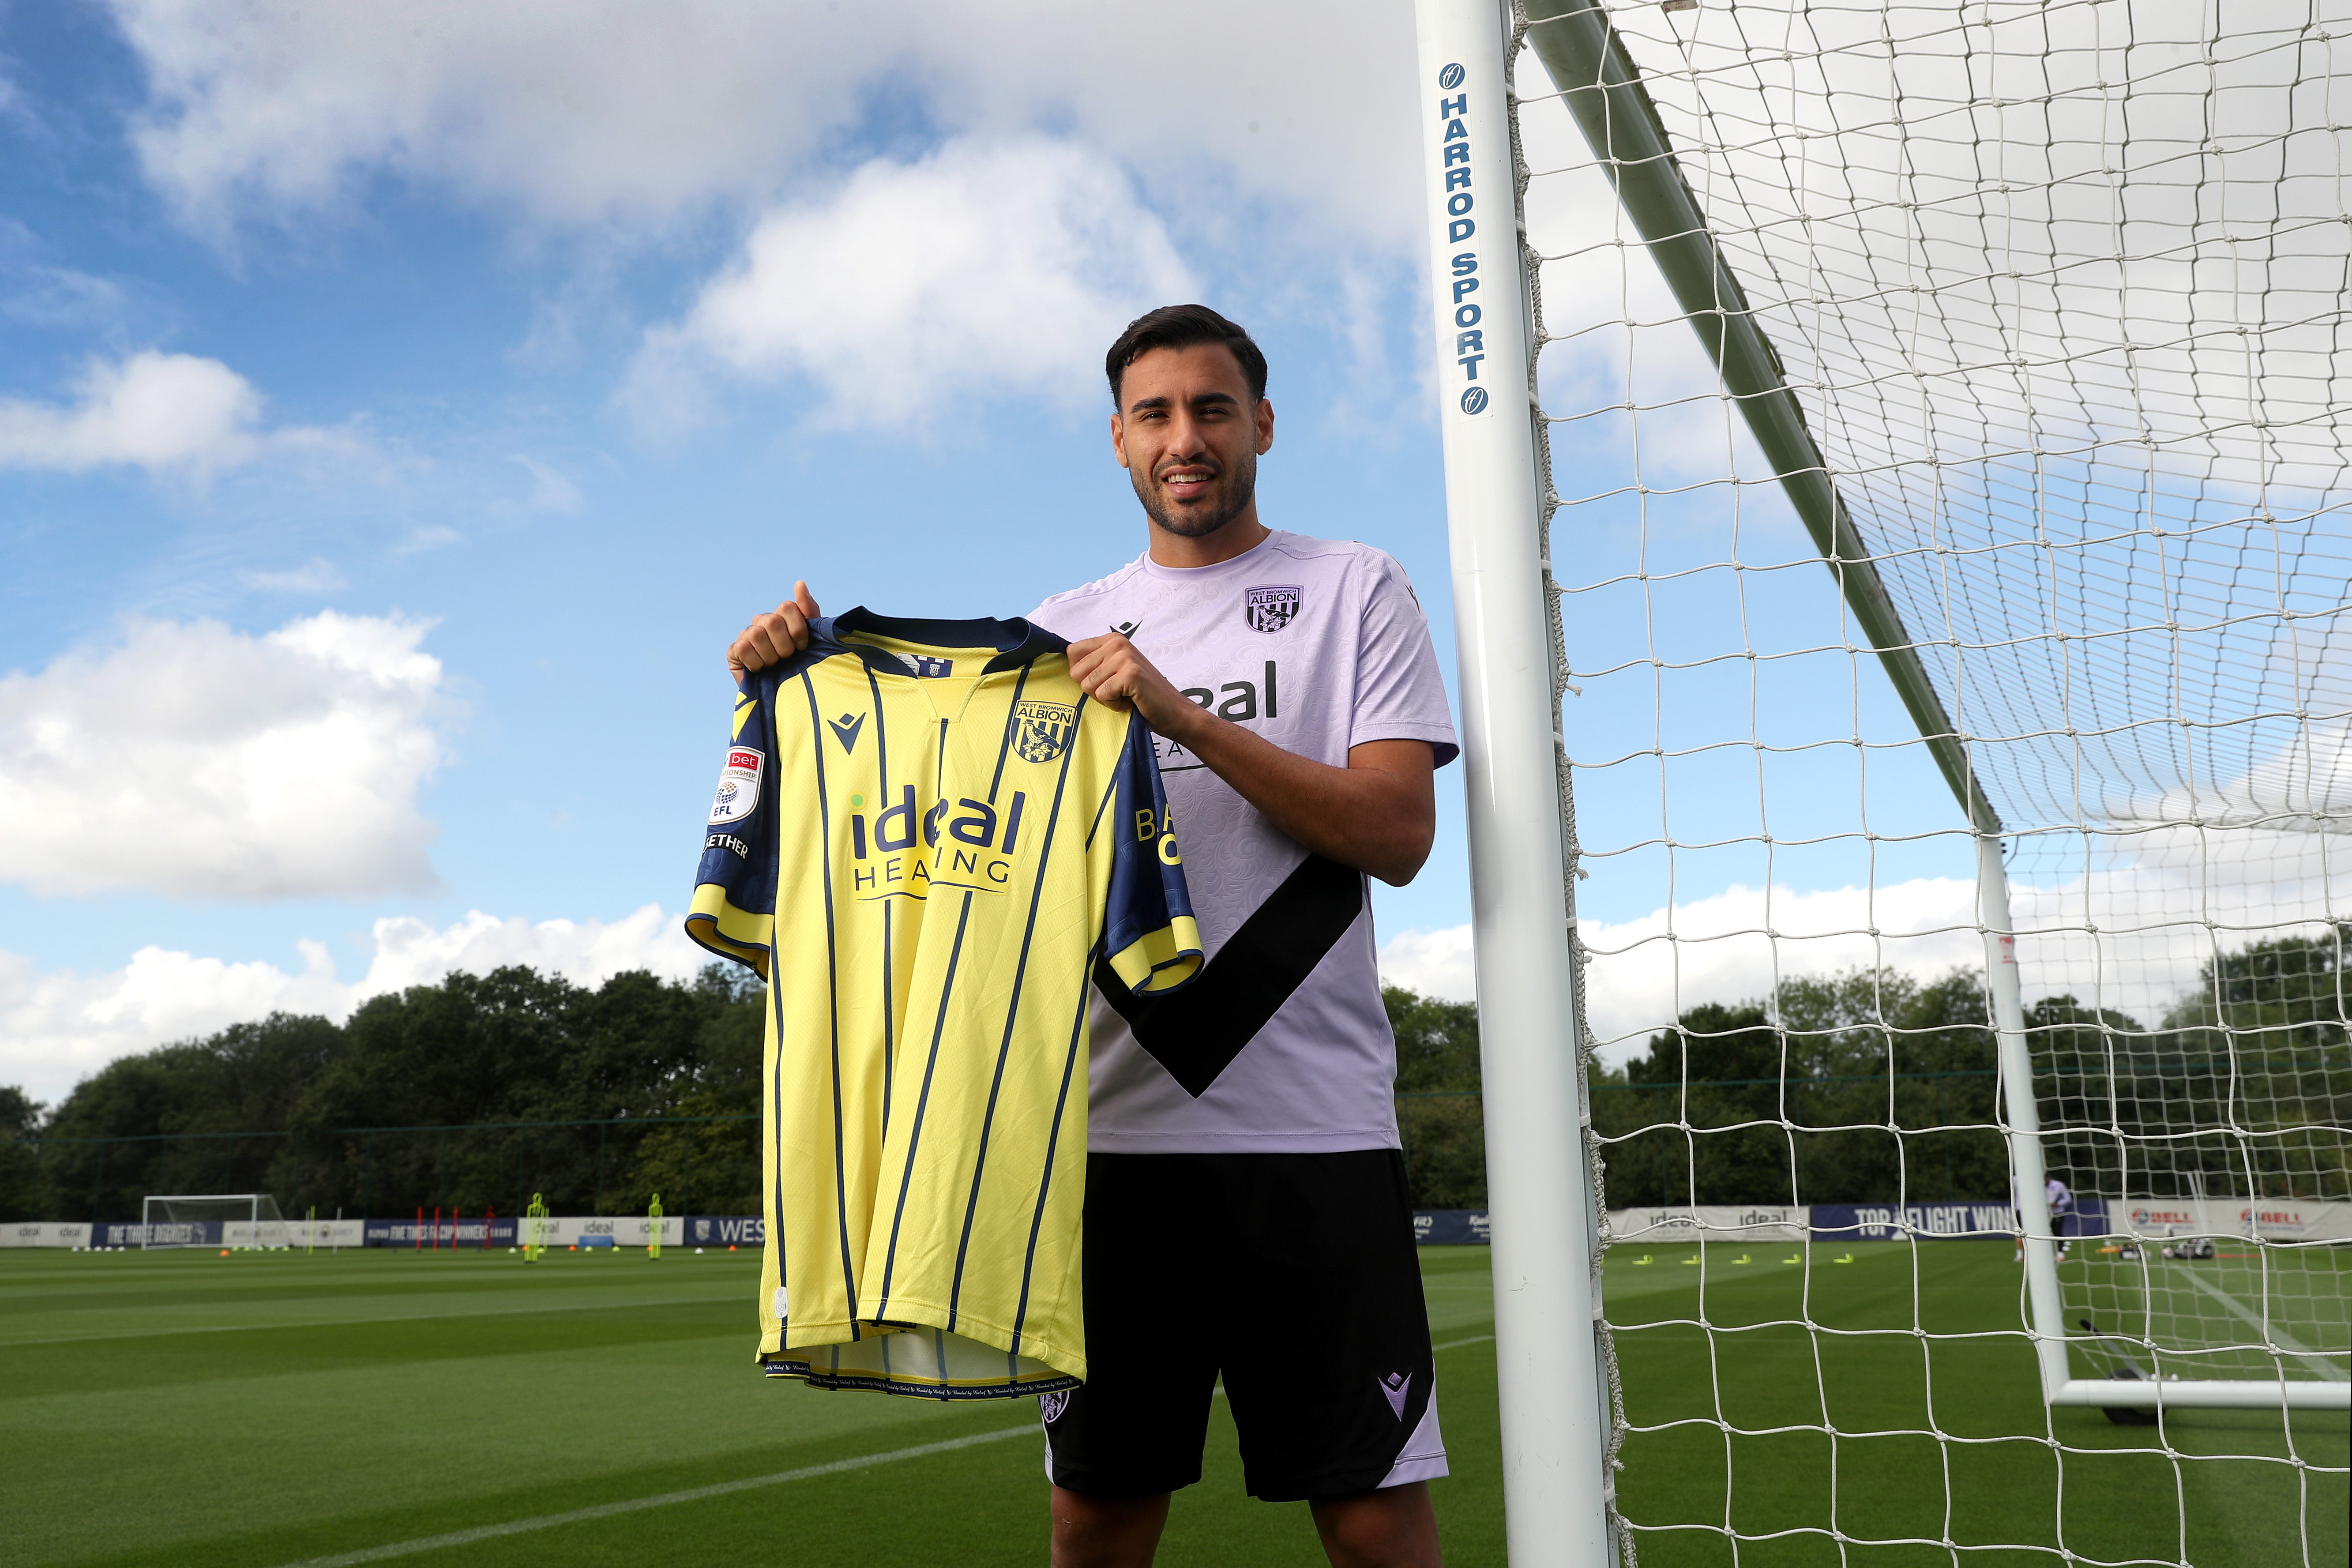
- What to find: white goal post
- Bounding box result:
[140,1193,289,1250]
[1415,0,2347,1560]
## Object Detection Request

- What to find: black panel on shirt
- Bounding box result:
[1090,853,1362,1097]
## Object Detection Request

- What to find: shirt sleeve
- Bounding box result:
[1098,714,1203,995]
[684,683,779,978]
[1350,552,1461,766]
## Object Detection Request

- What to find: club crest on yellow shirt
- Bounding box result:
[1014,700,1076,764]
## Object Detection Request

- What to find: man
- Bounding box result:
[2048,1175,2074,1260]
[728,305,1458,1568]
[2016,1174,2074,1263]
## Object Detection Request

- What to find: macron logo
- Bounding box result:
[1379,1371,1411,1421]
[828,713,865,753]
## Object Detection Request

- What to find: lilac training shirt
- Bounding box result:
[1029,530,1459,1153]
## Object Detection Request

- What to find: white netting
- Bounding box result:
[1502,0,2349,1560]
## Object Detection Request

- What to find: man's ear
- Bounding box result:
[1111,413,1132,470]
[1255,398,1276,456]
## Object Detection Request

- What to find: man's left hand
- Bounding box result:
[1066,634,1204,741]
[1063,632,1435,886]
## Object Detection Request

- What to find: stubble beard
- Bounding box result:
[1134,452,1258,540]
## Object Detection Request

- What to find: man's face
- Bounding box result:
[1111,342,1276,539]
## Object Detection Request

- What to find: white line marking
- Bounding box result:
[266,1425,1037,1567]
[2167,1263,2347,1382]
[253,1332,1500,1564]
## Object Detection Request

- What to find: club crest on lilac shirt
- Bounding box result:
[1243,583,1303,633]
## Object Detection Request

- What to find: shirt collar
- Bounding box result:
[813,608,1068,674]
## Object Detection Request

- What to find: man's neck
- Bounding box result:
[1146,513,1272,569]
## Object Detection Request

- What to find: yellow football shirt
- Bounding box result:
[686,610,1200,1398]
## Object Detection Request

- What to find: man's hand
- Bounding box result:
[1070,634,1435,887]
[728,582,821,681]
[1065,634,1208,745]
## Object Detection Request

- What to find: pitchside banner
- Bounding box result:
[686,1215,766,1248]
[1810,1201,2111,1242]
[2118,1198,2352,1243]
[364,1216,521,1248]
[360,1215,692,1248]
[1415,1210,1492,1245]
[0,1222,94,1248]
[88,1220,220,1248]
[1608,1206,1811,1243]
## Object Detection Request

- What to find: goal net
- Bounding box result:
[1413,0,2348,1560]
[140,1194,289,1250]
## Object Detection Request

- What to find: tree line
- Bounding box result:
[1595,928,2348,1209]
[1,927,2341,1222]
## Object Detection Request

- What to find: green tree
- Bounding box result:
[1386,985,1487,1208]
[1596,967,2008,1207]
[32,964,769,1223]
[0,1086,43,1223]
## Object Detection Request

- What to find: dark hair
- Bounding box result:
[1104,304,1269,406]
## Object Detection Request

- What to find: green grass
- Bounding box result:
[1604,1242,2349,1567]
[3,1243,2341,1566]
[0,1244,1505,1567]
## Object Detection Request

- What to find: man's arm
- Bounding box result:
[726,597,1437,885]
[1067,634,1435,887]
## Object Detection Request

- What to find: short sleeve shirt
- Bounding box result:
[1027,530,1459,1152]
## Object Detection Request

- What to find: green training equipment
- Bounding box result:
[523,1193,549,1264]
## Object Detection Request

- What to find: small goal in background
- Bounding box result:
[139,1193,289,1250]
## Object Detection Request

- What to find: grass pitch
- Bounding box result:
[3,1242,2341,1566]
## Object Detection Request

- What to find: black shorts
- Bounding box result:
[1040,1149,1447,1504]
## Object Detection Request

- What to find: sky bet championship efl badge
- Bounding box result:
[706,746,763,826]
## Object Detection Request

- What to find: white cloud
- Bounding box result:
[1384,821,2346,1067]
[513,455,583,514]
[0,263,132,333]
[391,523,465,556]
[0,904,700,1105]
[1377,924,1480,1005]
[0,612,445,898]
[625,136,1197,432]
[237,557,346,594]
[1383,876,1989,1060]
[104,2,1420,248]
[0,350,331,478]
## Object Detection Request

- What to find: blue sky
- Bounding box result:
[0,1,1500,1102]
[0,1,2078,1105]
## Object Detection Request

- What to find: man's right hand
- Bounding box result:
[727,581,822,681]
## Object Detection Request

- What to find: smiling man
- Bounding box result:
[727,305,1458,1568]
